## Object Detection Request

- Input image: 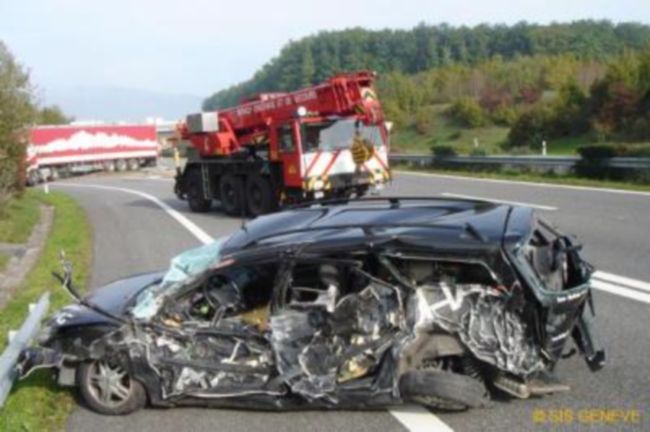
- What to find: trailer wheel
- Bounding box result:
[219,174,244,216]
[245,174,276,217]
[127,159,140,171]
[116,159,127,172]
[104,161,116,172]
[187,168,212,213]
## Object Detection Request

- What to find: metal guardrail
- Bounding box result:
[0,292,50,408]
[389,154,650,169]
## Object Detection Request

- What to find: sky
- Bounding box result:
[1,0,649,108]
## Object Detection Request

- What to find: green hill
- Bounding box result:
[203,21,650,155]
[204,21,650,110]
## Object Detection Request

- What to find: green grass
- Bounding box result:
[395,165,650,192]
[0,253,10,272]
[0,190,42,244]
[545,135,592,155]
[390,104,649,156]
[0,190,91,432]
[391,104,511,155]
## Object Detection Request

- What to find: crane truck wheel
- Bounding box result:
[245,174,276,217]
[219,174,244,216]
[186,168,213,213]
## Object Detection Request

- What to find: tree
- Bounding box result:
[0,40,35,199]
[414,106,436,135]
[446,97,485,128]
[202,21,650,110]
[37,105,71,125]
[299,43,315,87]
[551,79,589,136]
[507,105,554,150]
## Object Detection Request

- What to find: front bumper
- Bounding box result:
[303,169,390,193]
[17,346,77,386]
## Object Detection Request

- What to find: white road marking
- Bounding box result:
[120,175,174,182]
[55,183,214,245]
[56,181,455,431]
[593,271,650,294]
[591,279,650,305]
[398,170,650,197]
[389,406,454,432]
[441,192,558,211]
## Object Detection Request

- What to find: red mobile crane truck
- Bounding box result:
[174,71,391,216]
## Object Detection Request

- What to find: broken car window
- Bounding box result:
[131,239,228,320]
[160,264,276,329]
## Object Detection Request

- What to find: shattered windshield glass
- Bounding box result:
[131,238,227,319]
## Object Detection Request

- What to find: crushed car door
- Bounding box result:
[147,264,282,400]
[269,258,405,403]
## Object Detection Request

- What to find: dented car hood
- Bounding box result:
[53,272,164,328]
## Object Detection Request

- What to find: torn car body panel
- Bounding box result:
[18,198,605,413]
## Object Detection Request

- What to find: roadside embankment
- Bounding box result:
[0,189,92,432]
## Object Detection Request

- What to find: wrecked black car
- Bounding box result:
[18,197,605,415]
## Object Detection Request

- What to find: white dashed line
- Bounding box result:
[389,406,454,432]
[593,271,650,294]
[591,271,650,304]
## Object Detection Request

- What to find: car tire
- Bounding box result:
[245,174,276,217]
[77,360,147,415]
[187,168,212,212]
[399,369,490,411]
[219,174,244,216]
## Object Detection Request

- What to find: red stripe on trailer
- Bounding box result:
[304,151,322,177]
[321,150,341,177]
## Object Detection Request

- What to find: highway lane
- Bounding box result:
[51,170,648,431]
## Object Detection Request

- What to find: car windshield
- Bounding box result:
[301,119,383,153]
[131,238,227,319]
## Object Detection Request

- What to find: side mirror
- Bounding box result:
[53,250,83,302]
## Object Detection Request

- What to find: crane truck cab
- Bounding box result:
[174,71,391,217]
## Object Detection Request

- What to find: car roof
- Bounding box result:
[222,197,534,256]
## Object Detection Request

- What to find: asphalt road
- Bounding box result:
[49,169,649,432]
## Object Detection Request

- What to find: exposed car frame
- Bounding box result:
[18,197,605,414]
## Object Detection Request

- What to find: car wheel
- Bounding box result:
[77,360,146,415]
[245,174,276,217]
[399,369,490,411]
